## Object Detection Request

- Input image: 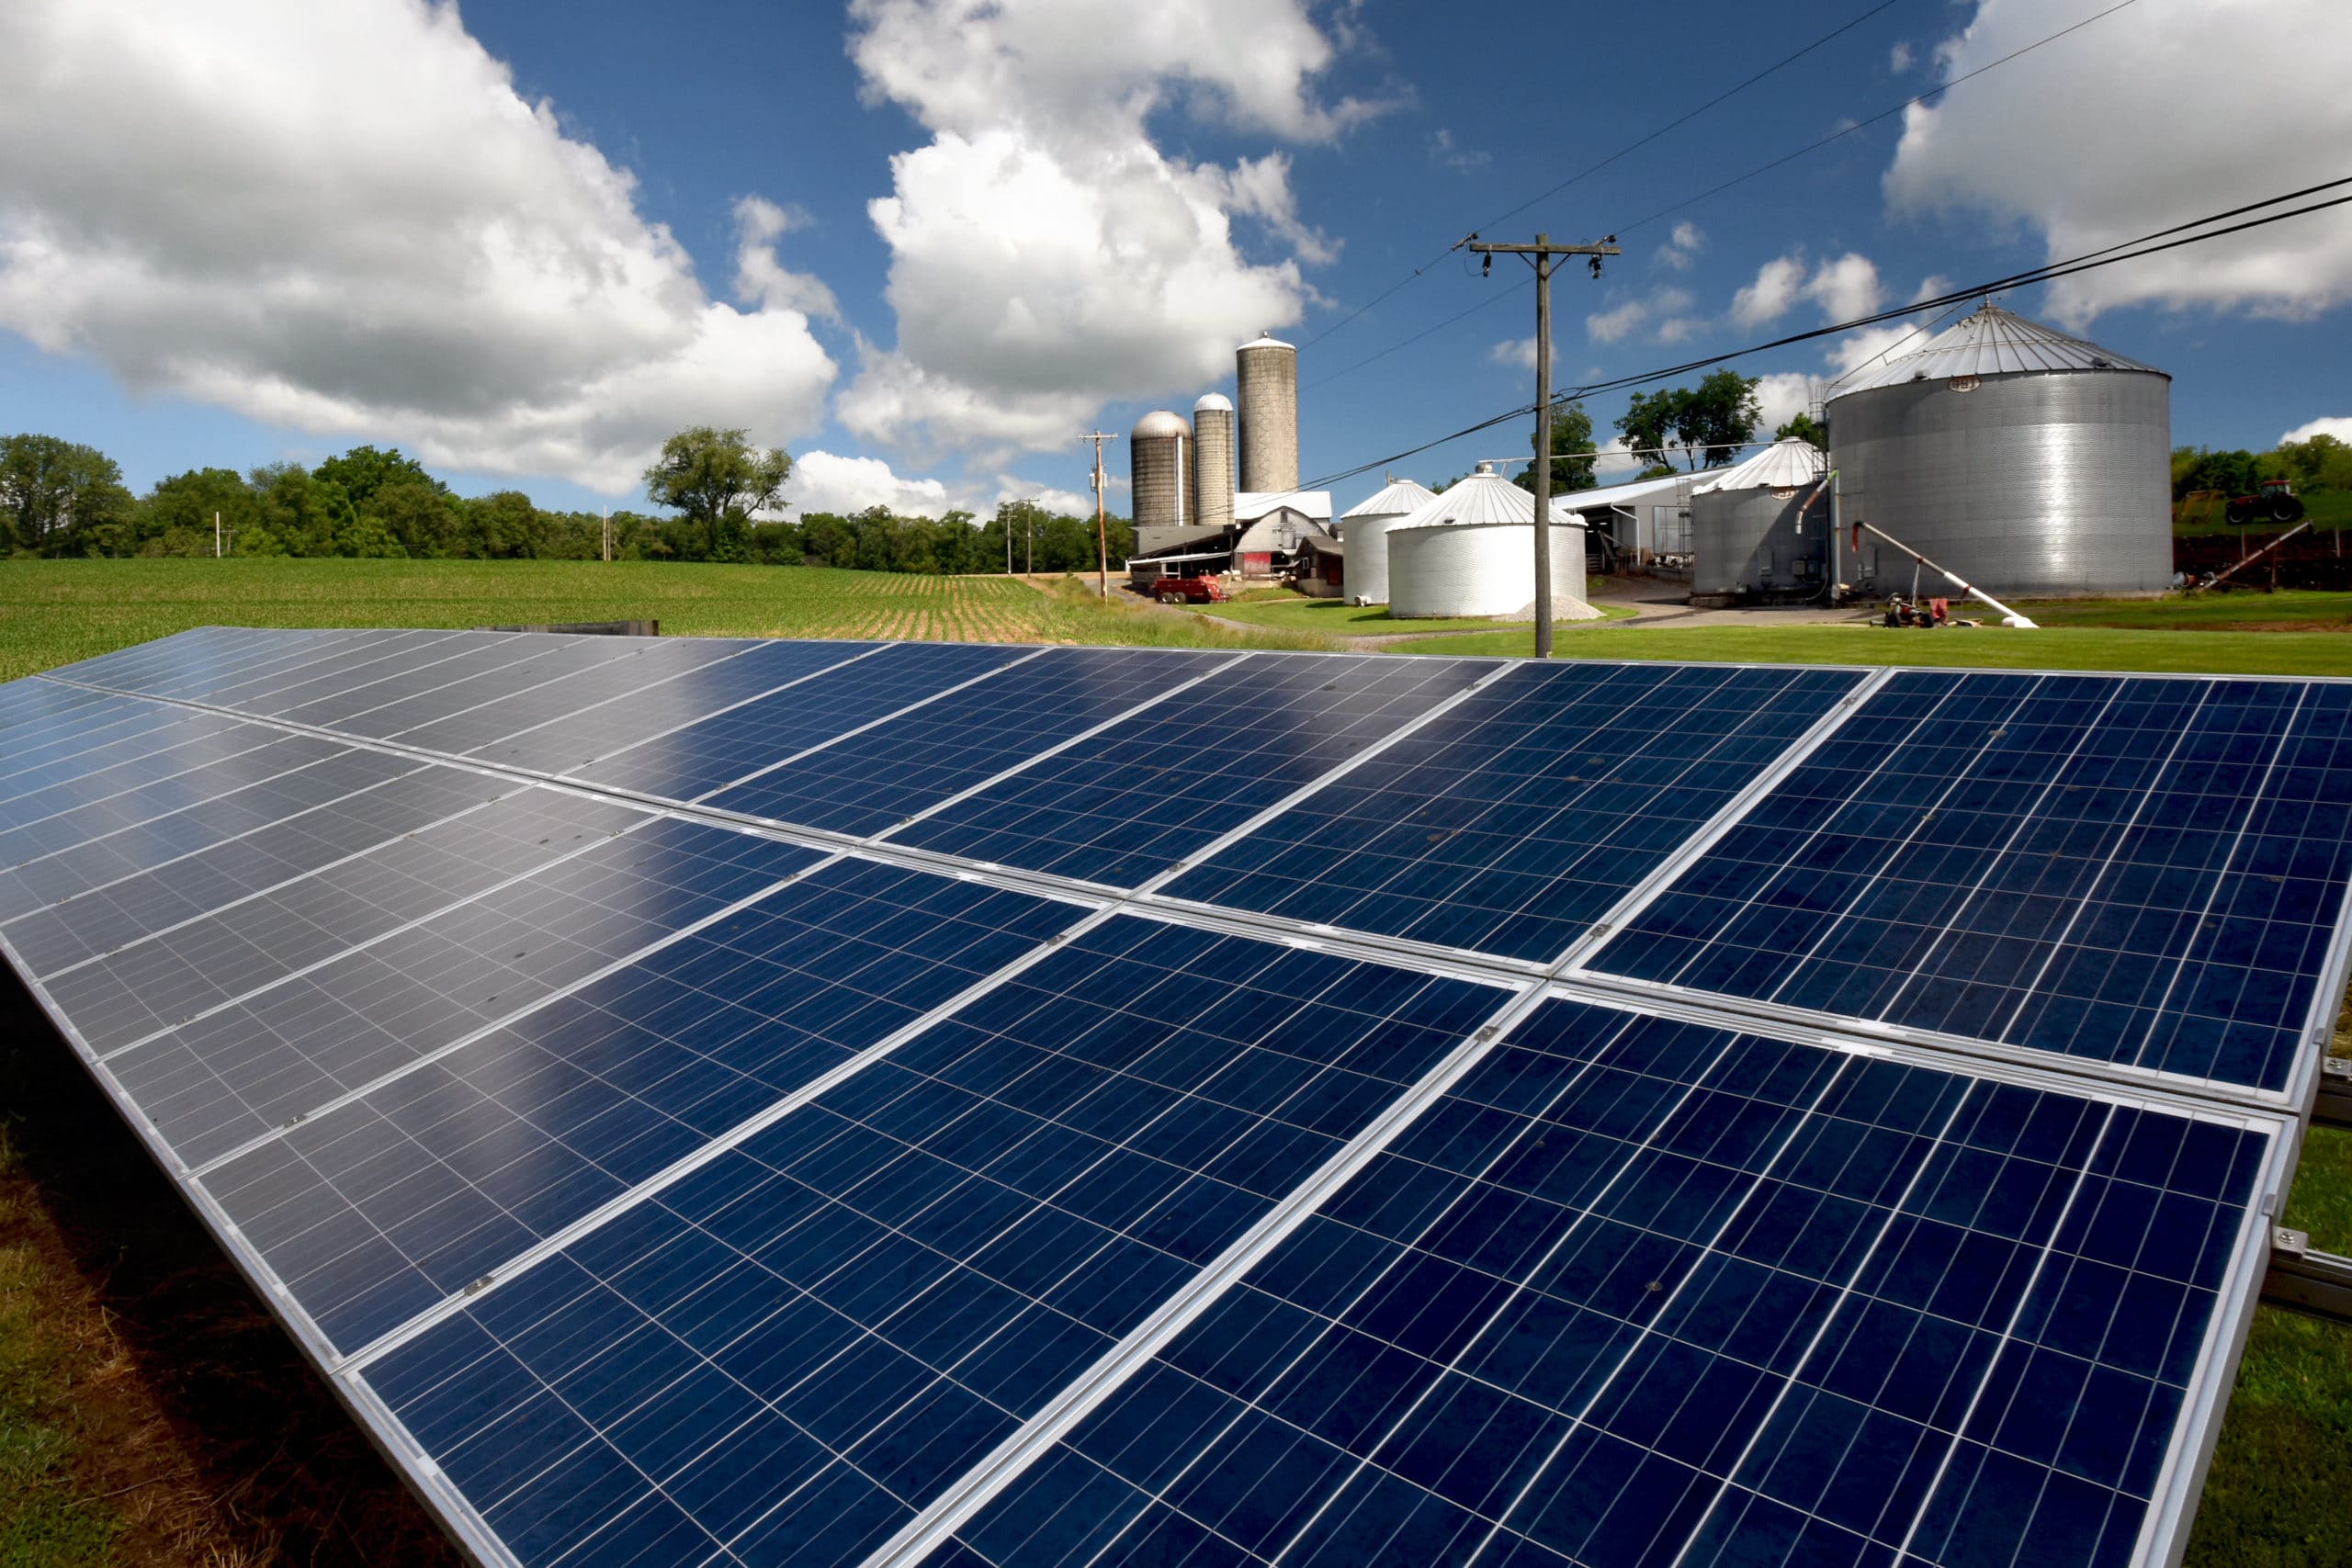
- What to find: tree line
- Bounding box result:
[0,426,1134,573]
[2172,434,2351,501]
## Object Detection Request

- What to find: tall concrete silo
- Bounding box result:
[1129,410,1193,539]
[1690,437,1828,604]
[1826,303,2171,598]
[1193,393,1235,532]
[1237,333,1299,493]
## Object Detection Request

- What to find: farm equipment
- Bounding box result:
[1153,574,1226,605]
[2185,519,2313,592]
[2226,479,2305,525]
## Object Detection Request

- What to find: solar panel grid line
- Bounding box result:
[44,626,401,705]
[1657,1078,1988,1566]
[1385,1021,1871,1568]
[2131,1125,2300,1568]
[861,651,1260,852]
[2072,687,2311,1081]
[1886,1105,2130,1564]
[463,639,869,769]
[315,636,690,745]
[167,822,825,1182]
[28,773,540,991]
[1573,671,2352,1107]
[1104,662,1524,901]
[334,895,1122,1377]
[851,976,1552,1568]
[0,725,346,870]
[0,704,247,801]
[0,696,215,794]
[123,628,498,715]
[670,646,1061,808]
[1544,666,1900,976]
[261,637,625,734]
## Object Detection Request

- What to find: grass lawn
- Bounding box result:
[1198,592,1637,637]
[0,556,2347,1562]
[1393,619,2352,675]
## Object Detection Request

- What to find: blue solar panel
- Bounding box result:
[0,630,2335,1568]
[890,656,1493,886]
[1166,661,1862,962]
[945,997,2275,1568]
[204,858,1080,1353]
[357,919,1506,1567]
[1586,671,2352,1096]
[575,640,1032,803]
[705,646,1238,838]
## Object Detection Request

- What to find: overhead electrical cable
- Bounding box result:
[1298,0,1918,351]
[1302,0,2146,395]
[1296,176,2352,491]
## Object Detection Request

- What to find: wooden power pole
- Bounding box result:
[1465,232,1619,658]
[1081,431,1116,598]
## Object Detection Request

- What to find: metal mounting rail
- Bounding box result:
[2261,1228,2352,1326]
[2315,1055,2352,1131]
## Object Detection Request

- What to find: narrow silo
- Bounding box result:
[1237,333,1299,493]
[1690,437,1828,604]
[1193,393,1235,532]
[1339,476,1437,604]
[1129,410,1193,538]
[1386,464,1598,621]
[1826,303,2170,597]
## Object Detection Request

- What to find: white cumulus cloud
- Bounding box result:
[1886,0,2352,326]
[838,0,1375,466]
[783,450,1094,521]
[2282,417,2352,446]
[0,0,837,492]
[1733,252,1883,330]
[1587,288,1696,345]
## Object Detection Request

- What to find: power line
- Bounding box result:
[1615,0,2141,236]
[1298,0,1917,351]
[1303,0,2144,394]
[1297,177,2352,491]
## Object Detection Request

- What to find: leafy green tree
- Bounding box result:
[1614,389,1688,472]
[368,479,461,558]
[1775,411,1827,452]
[1512,401,1598,495]
[1634,463,1679,480]
[315,446,441,513]
[0,434,135,555]
[137,467,263,557]
[464,490,542,558]
[643,426,791,559]
[1676,370,1762,468]
[801,512,857,568]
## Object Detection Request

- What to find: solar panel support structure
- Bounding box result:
[2261,1228,2352,1327]
[2317,1055,2352,1129]
[1466,231,1619,658]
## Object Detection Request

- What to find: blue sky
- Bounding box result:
[2,0,2346,520]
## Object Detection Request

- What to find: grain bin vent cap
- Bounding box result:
[1131,410,1193,438]
[1826,302,2165,400]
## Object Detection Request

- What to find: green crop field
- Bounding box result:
[0,556,2346,1564]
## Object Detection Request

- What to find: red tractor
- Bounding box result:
[2225,479,2304,525]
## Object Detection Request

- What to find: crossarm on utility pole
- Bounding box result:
[1467,233,1620,659]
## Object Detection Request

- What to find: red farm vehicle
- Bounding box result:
[1153,574,1227,605]
[2226,479,2305,525]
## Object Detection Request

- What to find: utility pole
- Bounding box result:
[601,506,611,563]
[214,511,221,559]
[1081,431,1115,598]
[1466,231,1619,658]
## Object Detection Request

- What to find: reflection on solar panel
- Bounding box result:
[0,628,2341,1568]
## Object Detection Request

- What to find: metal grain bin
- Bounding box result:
[1237,333,1299,493]
[1338,476,1437,604]
[1129,409,1193,536]
[1826,304,2171,598]
[1387,464,1597,620]
[1690,437,1828,600]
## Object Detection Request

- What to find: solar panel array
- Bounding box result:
[1,626,2336,1568]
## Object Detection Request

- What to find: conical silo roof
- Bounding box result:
[1690,437,1826,494]
[1394,463,1576,530]
[1342,477,1438,521]
[1826,302,2165,400]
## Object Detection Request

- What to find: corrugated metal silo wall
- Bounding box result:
[1691,491,1824,594]
[1238,344,1299,492]
[1130,432,1190,535]
[1389,523,1590,618]
[1195,406,1235,530]
[1830,369,2171,597]
[1349,513,1397,603]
